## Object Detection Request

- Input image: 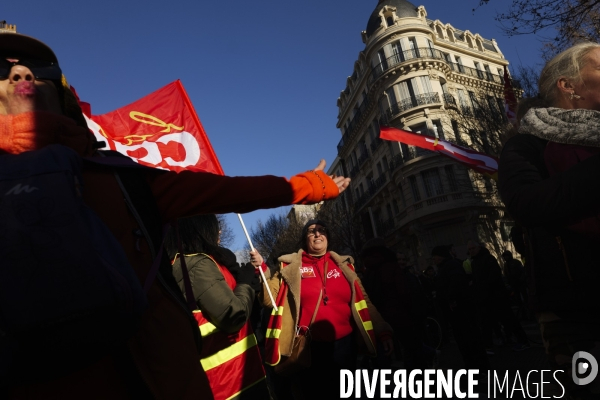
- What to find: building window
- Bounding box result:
[421,168,444,197]
[484,64,493,80]
[455,56,465,73]
[436,25,444,38]
[408,37,420,58]
[447,28,455,42]
[432,119,445,140]
[444,165,459,192]
[386,16,394,28]
[409,176,421,202]
[451,119,465,145]
[476,38,484,52]
[367,173,375,191]
[468,91,479,109]
[466,35,474,48]
[457,89,469,109]
[474,62,485,79]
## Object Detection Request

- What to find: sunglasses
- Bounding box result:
[307,227,327,236]
[0,57,62,81]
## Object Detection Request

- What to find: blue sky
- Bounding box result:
[4,0,547,253]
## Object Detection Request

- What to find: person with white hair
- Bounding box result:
[499,42,600,398]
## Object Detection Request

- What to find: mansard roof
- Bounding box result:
[365,0,419,36]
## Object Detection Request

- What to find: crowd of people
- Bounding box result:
[1,31,599,400]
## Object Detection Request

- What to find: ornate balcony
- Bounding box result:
[370,47,449,83]
[380,92,441,125]
[448,62,503,84]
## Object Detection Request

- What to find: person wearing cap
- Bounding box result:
[261,220,393,399]
[0,33,350,399]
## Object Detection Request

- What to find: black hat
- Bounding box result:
[300,219,329,249]
[431,245,451,258]
[0,32,58,64]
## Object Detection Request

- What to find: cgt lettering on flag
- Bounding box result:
[83,80,224,175]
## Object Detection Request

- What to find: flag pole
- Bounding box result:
[237,213,277,311]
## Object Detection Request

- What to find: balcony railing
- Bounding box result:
[354,174,389,211]
[370,47,449,83]
[380,92,440,125]
[448,63,503,84]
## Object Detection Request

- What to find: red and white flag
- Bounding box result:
[380,126,498,179]
[83,80,224,175]
[503,66,518,125]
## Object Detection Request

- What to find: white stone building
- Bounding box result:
[332,0,515,269]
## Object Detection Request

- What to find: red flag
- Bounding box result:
[380,126,498,179]
[503,66,518,125]
[84,80,224,175]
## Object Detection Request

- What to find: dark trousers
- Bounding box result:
[269,334,357,400]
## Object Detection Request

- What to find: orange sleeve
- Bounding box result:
[289,170,340,204]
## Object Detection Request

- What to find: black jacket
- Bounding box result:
[471,247,506,303]
[498,133,600,312]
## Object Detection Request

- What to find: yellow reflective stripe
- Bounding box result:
[265,328,281,339]
[201,334,258,371]
[199,321,219,337]
[362,321,373,331]
[271,305,284,316]
[225,376,267,400]
[355,300,368,311]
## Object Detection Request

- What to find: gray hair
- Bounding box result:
[539,42,600,106]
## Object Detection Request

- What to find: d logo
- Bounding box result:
[572,351,598,386]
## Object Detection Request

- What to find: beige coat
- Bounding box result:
[261,250,393,357]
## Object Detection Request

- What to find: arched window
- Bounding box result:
[436,25,444,39]
[447,29,455,42]
[476,38,484,52]
[466,36,474,48]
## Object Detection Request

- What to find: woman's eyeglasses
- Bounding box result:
[307,227,327,236]
[0,57,62,80]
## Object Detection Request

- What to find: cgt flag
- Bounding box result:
[83,80,224,175]
[380,126,498,179]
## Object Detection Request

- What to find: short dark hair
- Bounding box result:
[165,214,219,258]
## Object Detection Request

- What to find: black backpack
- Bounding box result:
[0,144,185,384]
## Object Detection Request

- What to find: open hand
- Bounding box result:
[313,159,351,194]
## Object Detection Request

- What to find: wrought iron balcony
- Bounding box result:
[380,92,440,125]
[448,63,503,84]
[370,47,449,83]
[354,174,389,211]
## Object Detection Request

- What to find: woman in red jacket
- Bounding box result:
[262,219,393,399]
